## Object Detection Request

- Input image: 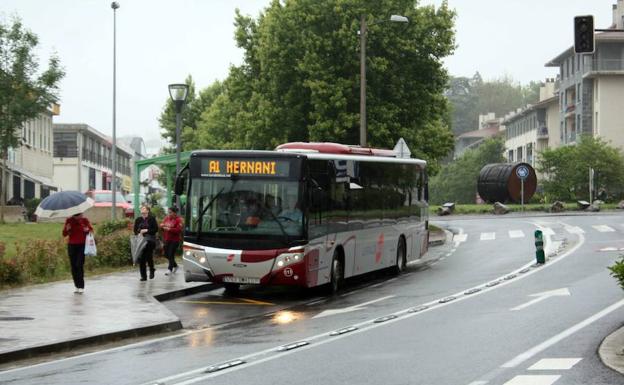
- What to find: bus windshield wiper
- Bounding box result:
[263,208,291,245]
[196,187,225,241]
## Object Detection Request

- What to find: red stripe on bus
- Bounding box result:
[241,249,288,263]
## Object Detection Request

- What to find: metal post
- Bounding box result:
[359,15,367,147]
[175,111,182,212]
[521,179,524,212]
[589,167,594,203]
[111,2,119,220]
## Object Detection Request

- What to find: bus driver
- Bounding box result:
[278,193,302,223]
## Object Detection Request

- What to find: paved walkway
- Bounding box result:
[0,266,212,363]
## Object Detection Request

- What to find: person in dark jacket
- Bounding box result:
[160,207,183,275]
[62,212,93,293]
[134,204,158,281]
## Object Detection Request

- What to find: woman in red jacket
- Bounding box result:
[160,207,183,275]
[62,212,93,294]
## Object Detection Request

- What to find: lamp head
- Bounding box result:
[111,2,120,10]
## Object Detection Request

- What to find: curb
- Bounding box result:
[0,283,217,365]
[0,320,182,364]
[599,324,624,375]
[428,229,447,247]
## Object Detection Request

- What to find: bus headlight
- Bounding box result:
[275,252,303,269]
[199,256,207,264]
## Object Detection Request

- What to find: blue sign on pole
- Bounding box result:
[516,165,529,180]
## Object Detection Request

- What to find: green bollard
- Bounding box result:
[534,229,545,264]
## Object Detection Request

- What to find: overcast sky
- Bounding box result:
[1,0,616,146]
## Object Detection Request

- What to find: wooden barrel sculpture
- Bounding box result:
[477,163,537,203]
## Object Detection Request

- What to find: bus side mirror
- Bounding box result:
[174,166,189,196]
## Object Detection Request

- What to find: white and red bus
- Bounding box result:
[175,142,430,293]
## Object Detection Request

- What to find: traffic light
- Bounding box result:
[574,15,595,54]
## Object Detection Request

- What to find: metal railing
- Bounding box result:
[587,59,624,72]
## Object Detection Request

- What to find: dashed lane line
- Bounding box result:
[502,375,560,385]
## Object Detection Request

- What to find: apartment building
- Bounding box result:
[4,105,60,202]
[545,0,624,148]
[53,124,133,194]
[454,113,502,159]
[502,80,560,166]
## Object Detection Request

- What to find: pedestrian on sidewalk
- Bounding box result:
[62,212,93,294]
[134,204,158,281]
[160,207,183,275]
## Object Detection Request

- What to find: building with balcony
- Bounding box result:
[53,124,133,194]
[545,0,624,148]
[3,105,60,203]
[502,79,560,166]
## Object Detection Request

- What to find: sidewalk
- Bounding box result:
[0,266,213,364]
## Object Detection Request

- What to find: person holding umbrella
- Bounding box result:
[35,191,96,294]
[63,213,93,293]
[134,204,158,281]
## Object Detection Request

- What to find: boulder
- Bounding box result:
[587,203,601,212]
[550,201,565,213]
[493,202,509,215]
[617,200,624,209]
[437,206,452,216]
[592,200,604,206]
[577,200,590,210]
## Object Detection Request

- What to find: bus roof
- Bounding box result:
[276,142,397,157]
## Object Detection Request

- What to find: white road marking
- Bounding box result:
[467,381,488,385]
[598,247,618,252]
[528,358,582,370]
[312,296,394,319]
[480,232,496,241]
[508,230,525,238]
[502,375,560,385]
[454,233,468,243]
[510,288,570,311]
[564,225,584,235]
[541,228,555,237]
[502,298,624,368]
[592,225,615,232]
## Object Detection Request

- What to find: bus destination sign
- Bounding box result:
[201,159,290,177]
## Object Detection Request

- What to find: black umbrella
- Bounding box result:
[34,191,94,218]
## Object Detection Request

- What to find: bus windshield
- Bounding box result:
[188,177,303,239]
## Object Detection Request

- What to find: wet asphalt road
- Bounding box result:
[1,214,624,385]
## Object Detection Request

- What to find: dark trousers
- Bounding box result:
[139,240,155,279]
[68,244,85,289]
[164,241,179,271]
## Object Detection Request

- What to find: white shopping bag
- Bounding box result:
[84,232,97,257]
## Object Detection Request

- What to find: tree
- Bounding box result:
[537,135,624,202]
[429,137,505,204]
[0,18,64,221]
[158,76,223,153]
[446,73,541,136]
[192,0,456,171]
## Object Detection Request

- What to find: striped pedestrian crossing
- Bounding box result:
[592,224,615,232]
[508,230,525,238]
[480,232,496,241]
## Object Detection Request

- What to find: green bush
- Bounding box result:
[608,256,624,290]
[88,230,132,268]
[24,198,41,221]
[0,257,23,287]
[96,219,131,237]
[14,239,68,283]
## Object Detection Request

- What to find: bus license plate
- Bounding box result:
[223,276,260,284]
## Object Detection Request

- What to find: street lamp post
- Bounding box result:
[111,1,120,220]
[168,83,189,212]
[359,14,408,147]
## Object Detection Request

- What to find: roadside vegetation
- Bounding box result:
[0,220,168,289]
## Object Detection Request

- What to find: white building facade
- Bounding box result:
[53,124,133,194]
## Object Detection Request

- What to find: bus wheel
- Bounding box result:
[223,283,240,294]
[327,252,344,295]
[391,238,406,275]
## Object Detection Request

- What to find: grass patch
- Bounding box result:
[0,223,64,259]
[431,202,620,215]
